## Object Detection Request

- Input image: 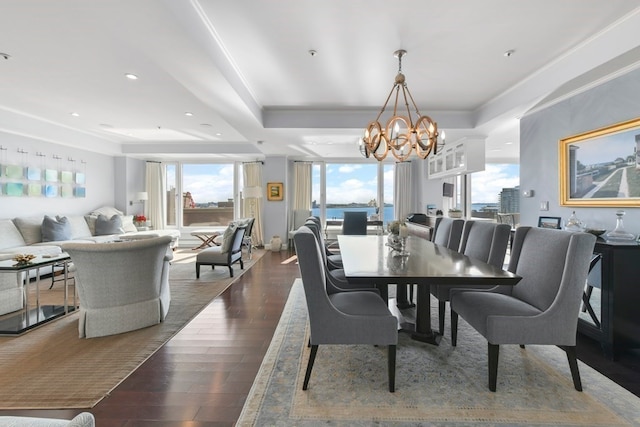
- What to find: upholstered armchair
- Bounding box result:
[0,412,95,426]
[196,225,246,277]
[450,227,596,391]
[293,226,398,392]
[64,236,173,338]
[288,209,312,249]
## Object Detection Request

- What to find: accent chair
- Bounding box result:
[64,236,173,339]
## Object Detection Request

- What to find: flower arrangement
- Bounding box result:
[134,214,147,223]
[13,254,36,265]
[387,219,405,235]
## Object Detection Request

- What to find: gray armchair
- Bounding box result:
[196,225,246,277]
[293,226,398,392]
[450,226,596,391]
[431,220,511,335]
[65,236,173,339]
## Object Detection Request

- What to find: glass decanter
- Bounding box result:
[605,210,636,241]
[564,211,585,232]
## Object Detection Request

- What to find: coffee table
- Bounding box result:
[0,253,75,335]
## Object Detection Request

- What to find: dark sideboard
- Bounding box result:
[578,239,640,360]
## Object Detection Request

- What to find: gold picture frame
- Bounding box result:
[559,117,640,207]
[267,182,284,201]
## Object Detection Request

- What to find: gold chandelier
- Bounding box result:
[360,49,444,162]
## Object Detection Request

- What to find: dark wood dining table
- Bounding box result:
[338,235,521,345]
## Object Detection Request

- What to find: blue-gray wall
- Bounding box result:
[521,67,640,235]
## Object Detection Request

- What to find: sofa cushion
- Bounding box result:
[121,215,137,233]
[89,206,124,217]
[66,215,93,239]
[42,215,72,242]
[13,216,44,245]
[1,245,62,256]
[0,219,27,251]
[95,214,124,235]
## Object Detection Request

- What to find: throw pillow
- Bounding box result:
[221,223,238,253]
[89,206,124,217]
[42,215,72,242]
[95,214,124,236]
[120,215,138,233]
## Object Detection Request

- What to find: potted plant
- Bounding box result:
[134,214,147,226]
[448,209,463,218]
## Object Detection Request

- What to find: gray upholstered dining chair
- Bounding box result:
[306,216,343,269]
[450,226,596,391]
[303,220,374,294]
[430,220,511,335]
[288,209,312,249]
[405,216,464,303]
[65,236,173,338]
[293,226,398,392]
[342,211,368,235]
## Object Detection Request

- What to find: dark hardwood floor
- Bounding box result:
[1,248,639,425]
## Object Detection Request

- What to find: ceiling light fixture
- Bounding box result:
[360,49,444,162]
[70,112,79,117]
[125,73,139,80]
[504,49,515,57]
[185,112,193,116]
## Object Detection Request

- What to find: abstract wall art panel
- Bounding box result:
[6,165,23,179]
[61,184,73,197]
[74,186,86,198]
[61,171,73,183]
[27,167,42,181]
[45,185,58,198]
[75,172,85,184]
[27,183,42,196]
[6,182,24,196]
[45,169,58,182]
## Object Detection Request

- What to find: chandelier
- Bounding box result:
[359,49,444,162]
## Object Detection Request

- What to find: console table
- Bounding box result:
[578,239,640,359]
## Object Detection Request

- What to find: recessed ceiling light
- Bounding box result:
[184,112,193,116]
[124,73,139,80]
[0,53,10,60]
[503,49,515,58]
[70,112,79,117]
[215,133,222,136]
[505,142,513,145]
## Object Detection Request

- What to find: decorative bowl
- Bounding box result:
[585,228,606,237]
[12,254,36,265]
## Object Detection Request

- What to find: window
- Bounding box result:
[469,164,520,220]
[181,163,235,227]
[311,162,394,227]
[165,163,177,226]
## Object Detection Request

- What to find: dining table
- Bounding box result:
[338,234,521,345]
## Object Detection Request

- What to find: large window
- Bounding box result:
[162,163,236,227]
[469,164,520,220]
[311,162,395,227]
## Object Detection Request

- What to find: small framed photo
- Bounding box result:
[267,182,284,201]
[538,216,562,229]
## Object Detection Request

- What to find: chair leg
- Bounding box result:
[388,345,396,392]
[228,266,234,277]
[240,259,244,270]
[561,345,583,391]
[303,345,318,390]
[438,301,446,335]
[196,263,200,279]
[451,310,458,346]
[488,343,499,392]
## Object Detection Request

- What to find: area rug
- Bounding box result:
[0,249,264,410]
[237,279,640,426]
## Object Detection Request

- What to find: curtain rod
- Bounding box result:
[145,160,161,163]
[242,160,264,164]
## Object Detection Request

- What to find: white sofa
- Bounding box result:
[0,412,95,426]
[0,207,179,317]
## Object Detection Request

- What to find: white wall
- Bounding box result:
[0,132,116,219]
[520,67,640,235]
[263,156,288,246]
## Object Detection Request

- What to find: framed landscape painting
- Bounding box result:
[267,182,283,201]
[559,117,640,206]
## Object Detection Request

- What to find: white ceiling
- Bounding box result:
[2,0,640,163]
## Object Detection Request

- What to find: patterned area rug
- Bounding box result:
[0,249,264,410]
[238,280,640,426]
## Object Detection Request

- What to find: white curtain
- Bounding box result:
[145,162,165,230]
[394,162,413,222]
[293,162,312,210]
[243,162,264,246]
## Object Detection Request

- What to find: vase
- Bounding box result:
[270,235,282,252]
